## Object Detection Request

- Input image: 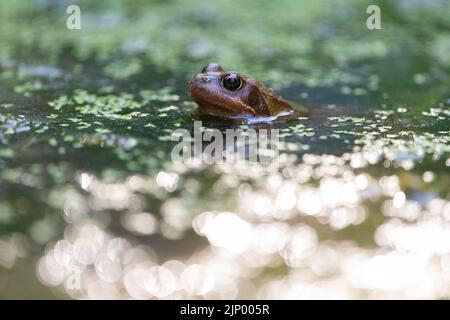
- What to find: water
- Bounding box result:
[0,0,449,299]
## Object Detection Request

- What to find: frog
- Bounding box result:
[188,63,309,124]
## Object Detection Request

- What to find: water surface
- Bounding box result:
[0,0,449,299]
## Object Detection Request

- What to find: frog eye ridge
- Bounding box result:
[222,73,243,91]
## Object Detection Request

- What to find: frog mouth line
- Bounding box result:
[196,101,256,117]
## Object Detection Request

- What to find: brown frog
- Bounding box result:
[188,63,309,123]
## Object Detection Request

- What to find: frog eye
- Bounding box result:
[222,73,243,91]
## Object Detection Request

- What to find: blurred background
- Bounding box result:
[0,0,449,299]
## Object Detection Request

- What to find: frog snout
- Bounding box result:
[189,75,216,92]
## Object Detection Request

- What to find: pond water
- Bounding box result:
[0,0,449,299]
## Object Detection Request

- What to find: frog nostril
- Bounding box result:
[202,76,210,83]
